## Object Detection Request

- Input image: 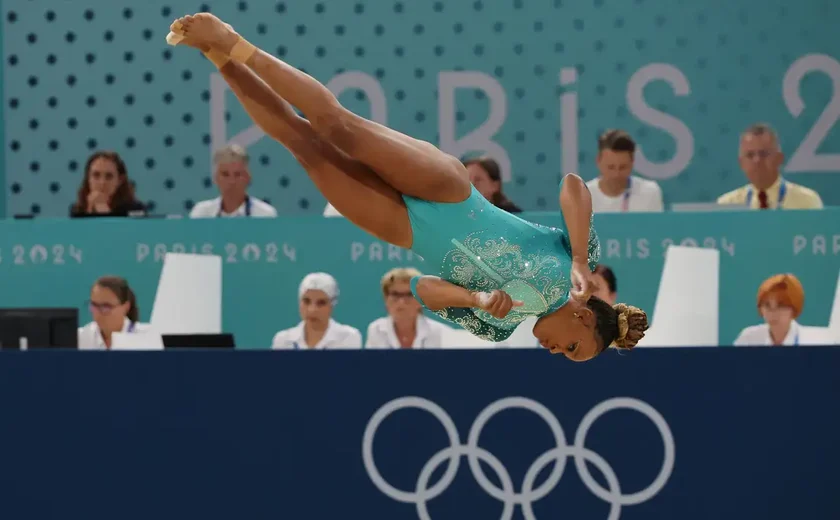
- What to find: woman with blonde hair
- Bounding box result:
[734,274,814,346]
[365,267,451,349]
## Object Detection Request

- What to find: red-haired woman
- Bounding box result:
[734,274,813,346]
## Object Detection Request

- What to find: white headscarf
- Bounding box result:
[298,272,339,304]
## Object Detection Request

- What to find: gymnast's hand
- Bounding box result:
[570,260,597,303]
[473,290,524,319]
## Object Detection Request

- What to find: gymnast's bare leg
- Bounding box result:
[173,37,412,247]
[177,14,472,208]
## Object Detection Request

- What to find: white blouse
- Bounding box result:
[364,315,451,349]
[77,318,153,350]
[271,319,362,350]
[733,321,828,346]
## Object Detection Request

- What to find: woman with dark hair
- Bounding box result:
[170,14,649,362]
[592,265,618,305]
[70,151,146,218]
[463,156,522,213]
[78,276,150,349]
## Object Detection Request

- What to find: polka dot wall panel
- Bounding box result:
[4,0,840,216]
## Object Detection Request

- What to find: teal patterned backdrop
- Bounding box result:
[0,209,836,348]
[3,0,840,216]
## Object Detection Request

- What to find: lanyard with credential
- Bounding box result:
[217,197,252,217]
[746,181,787,208]
[621,178,632,212]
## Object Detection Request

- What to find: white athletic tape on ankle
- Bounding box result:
[165,31,183,46]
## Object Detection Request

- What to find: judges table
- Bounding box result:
[0,347,836,520]
[0,209,837,347]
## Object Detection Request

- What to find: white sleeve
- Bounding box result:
[189,201,212,219]
[364,322,388,349]
[345,328,363,349]
[425,320,452,348]
[651,183,665,212]
[732,327,752,346]
[271,330,291,349]
[254,200,278,217]
[77,323,98,350]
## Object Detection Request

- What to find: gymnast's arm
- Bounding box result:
[558,173,594,265]
[412,276,478,311]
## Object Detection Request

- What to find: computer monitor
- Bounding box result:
[162,333,236,349]
[0,308,78,349]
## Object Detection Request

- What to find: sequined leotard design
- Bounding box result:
[406,184,601,342]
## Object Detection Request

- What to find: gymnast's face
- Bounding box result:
[596,149,634,185]
[215,160,250,198]
[532,299,600,362]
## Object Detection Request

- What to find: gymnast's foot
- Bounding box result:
[167,22,210,53]
[178,13,241,55]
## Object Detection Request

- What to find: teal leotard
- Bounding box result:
[407,185,601,342]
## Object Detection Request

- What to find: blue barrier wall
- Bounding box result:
[3,0,840,217]
[0,209,837,347]
[0,348,837,519]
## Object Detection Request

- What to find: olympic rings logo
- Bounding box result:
[362,396,675,520]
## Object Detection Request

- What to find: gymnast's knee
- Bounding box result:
[310,107,359,155]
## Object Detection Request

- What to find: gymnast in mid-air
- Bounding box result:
[168,13,648,361]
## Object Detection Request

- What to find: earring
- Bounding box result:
[574,313,579,318]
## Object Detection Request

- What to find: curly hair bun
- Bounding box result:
[612,303,649,349]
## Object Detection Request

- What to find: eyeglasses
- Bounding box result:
[387,291,415,301]
[87,300,118,314]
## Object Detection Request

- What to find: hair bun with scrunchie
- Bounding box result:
[611,303,649,350]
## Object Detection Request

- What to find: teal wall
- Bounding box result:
[0,210,835,348]
[2,0,839,217]
[0,0,5,217]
